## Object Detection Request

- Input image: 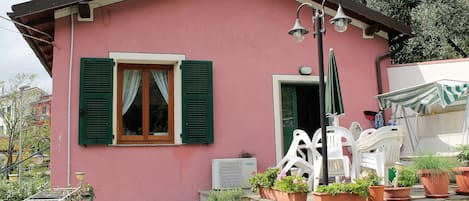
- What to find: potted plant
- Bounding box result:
[68,183,95,201]
[384,166,418,201]
[362,170,384,201]
[414,154,456,198]
[208,188,243,201]
[313,179,369,201]
[248,167,279,199]
[273,175,310,201]
[455,144,469,194]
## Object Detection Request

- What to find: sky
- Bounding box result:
[0,1,52,94]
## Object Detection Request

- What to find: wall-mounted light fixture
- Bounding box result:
[299,66,313,75]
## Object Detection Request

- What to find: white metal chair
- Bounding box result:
[355,126,405,185]
[312,126,357,190]
[277,129,315,189]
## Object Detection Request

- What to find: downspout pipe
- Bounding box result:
[375,34,412,121]
[375,52,390,95]
[67,12,75,187]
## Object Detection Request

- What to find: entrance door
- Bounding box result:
[281,84,320,154]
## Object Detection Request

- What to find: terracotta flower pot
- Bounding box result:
[383,186,411,201]
[369,185,384,201]
[259,186,268,199]
[454,167,469,195]
[274,190,307,201]
[312,192,366,201]
[259,187,276,200]
[419,170,449,198]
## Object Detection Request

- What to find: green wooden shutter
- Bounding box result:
[181,60,214,144]
[79,58,114,145]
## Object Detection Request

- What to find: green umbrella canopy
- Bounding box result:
[377,79,469,114]
[325,48,345,117]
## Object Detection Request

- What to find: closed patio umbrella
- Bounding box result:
[325,48,345,125]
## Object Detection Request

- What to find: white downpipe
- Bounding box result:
[67,12,75,186]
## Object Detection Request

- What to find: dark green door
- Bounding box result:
[281,85,298,155]
[281,84,320,155]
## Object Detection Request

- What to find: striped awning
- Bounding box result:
[377,79,469,114]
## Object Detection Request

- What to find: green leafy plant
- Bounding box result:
[0,178,48,201]
[273,175,309,193]
[361,169,383,186]
[414,154,456,175]
[66,183,95,201]
[208,188,243,201]
[395,166,418,187]
[315,179,370,197]
[456,145,469,166]
[248,167,280,192]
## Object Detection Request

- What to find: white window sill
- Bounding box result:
[108,144,183,147]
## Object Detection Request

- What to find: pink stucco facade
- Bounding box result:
[50,0,391,200]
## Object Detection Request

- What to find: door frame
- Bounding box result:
[272,74,319,163]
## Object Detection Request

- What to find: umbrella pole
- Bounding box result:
[315,9,329,185]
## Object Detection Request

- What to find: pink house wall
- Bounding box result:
[50,0,390,200]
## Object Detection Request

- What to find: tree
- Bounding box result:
[0,73,44,177]
[352,0,469,64]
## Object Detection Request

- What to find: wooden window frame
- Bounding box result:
[116,63,174,144]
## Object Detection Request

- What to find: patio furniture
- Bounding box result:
[356,126,405,184]
[349,121,363,140]
[357,128,377,141]
[277,129,315,189]
[312,126,357,190]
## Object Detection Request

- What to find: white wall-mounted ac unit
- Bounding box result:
[211,158,257,189]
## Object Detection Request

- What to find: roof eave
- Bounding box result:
[8,12,53,76]
[10,0,80,19]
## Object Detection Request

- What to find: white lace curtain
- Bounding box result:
[122,70,169,115]
[122,70,141,115]
[151,70,168,104]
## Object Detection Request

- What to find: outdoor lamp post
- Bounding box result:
[18,85,29,186]
[32,149,45,165]
[288,1,351,185]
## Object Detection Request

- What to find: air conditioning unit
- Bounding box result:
[211,158,257,189]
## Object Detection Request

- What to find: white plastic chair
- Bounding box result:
[349,121,363,140]
[276,129,315,189]
[357,128,377,141]
[312,126,357,190]
[355,126,405,185]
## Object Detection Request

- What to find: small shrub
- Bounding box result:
[396,167,418,187]
[66,183,95,201]
[248,167,280,192]
[361,169,382,186]
[0,178,48,201]
[208,188,243,201]
[273,175,309,193]
[315,179,370,197]
[414,154,456,175]
[456,145,469,166]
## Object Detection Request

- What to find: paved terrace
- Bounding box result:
[239,184,469,201]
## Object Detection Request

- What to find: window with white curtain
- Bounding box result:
[118,63,173,144]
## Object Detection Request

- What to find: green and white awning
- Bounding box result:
[377,79,469,114]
